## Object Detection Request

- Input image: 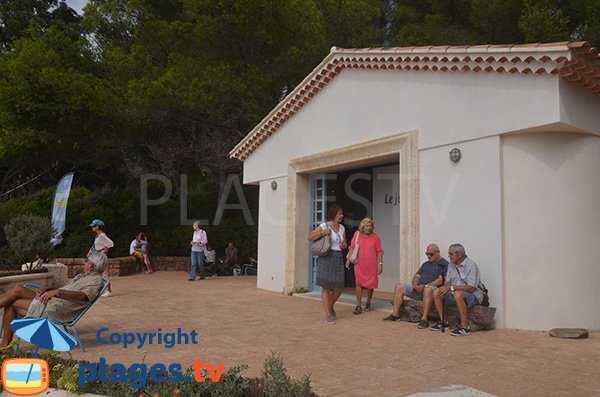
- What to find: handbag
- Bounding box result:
[348,232,360,264]
[311,228,331,256]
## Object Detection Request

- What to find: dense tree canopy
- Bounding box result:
[0,0,600,200]
[0,0,81,52]
[1,0,598,199]
[0,0,598,257]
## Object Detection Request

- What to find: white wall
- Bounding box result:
[559,79,600,134]
[244,67,600,330]
[256,177,288,292]
[420,136,504,327]
[244,70,559,184]
[503,132,600,331]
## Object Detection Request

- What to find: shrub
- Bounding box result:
[287,286,309,295]
[3,214,54,267]
[0,348,316,397]
[0,173,259,259]
[260,351,312,397]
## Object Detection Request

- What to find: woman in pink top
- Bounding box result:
[345,218,384,314]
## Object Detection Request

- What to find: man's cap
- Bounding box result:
[89,219,105,227]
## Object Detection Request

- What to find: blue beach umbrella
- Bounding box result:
[10,317,77,352]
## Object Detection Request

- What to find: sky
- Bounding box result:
[65,0,88,15]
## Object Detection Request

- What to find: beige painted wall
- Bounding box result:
[420,136,504,327]
[243,70,560,184]
[503,132,600,331]
[241,67,600,330]
[256,177,288,292]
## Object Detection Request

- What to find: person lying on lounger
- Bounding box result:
[0,251,108,348]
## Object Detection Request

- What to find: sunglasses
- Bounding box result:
[425,252,435,256]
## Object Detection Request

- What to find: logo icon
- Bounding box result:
[1,358,49,396]
[1,316,78,395]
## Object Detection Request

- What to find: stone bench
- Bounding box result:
[399,299,496,331]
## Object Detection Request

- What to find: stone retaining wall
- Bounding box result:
[54,257,190,277]
[150,256,190,271]
[0,272,56,291]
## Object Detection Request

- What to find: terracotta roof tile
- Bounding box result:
[230,41,600,161]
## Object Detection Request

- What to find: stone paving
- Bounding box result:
[29,271,600,396]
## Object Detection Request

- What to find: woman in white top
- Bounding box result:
[308,204,347,325]
[189,221,208,281]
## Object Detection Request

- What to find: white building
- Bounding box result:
[230,41,600,331]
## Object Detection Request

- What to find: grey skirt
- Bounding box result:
[316,250,344,289]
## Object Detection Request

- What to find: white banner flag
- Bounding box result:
[50,172,74,246]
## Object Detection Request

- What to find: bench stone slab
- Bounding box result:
[400,299,496,331]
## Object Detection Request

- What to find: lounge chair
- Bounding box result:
[17,277,110,352]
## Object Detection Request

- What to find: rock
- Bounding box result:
[549,328,589,339]
[408,384,496,396]
[400,299,496,331]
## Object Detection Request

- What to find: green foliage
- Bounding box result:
[388,0,600,46]
[0,348,312,397]
[0,23,121,194]
[318,0,389,48]
[0,0,82,52]
[55,364,82,393]
[469,0,524,44]
[519,0,572,42]
[3,214,54,265]
[1,0,600,273]
[0,175,258,259]
[262,351,312,397]
[288,286,309,296]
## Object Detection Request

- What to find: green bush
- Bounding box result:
[261,351,312,397]
[0,348,316,397]
[0,174,258,260]
[3,214,54,266]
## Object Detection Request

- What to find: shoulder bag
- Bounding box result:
[348,232,360,264]
[311,227,331,257]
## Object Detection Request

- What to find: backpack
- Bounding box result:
[455,265,490,306]
[479,282,490,307]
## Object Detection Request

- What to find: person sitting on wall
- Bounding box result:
[0,251,109,348]
[204,243,217,276]
[383,243,448,328]
[130,232,145,272]
[224,242,239,273]
[430,243,484,336]
[138,232,154,273]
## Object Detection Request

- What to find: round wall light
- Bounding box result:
[271,180,278,190]
[449,147,461,163]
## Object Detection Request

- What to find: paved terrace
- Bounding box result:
[42,272,599,396]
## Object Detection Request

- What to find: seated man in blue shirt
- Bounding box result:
[383,243,448,328]
[430,243,484,336]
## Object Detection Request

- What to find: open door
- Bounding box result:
[309,174,327,291]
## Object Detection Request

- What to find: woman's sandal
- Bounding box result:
[353,306,362,315]
[364,302,371,311]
